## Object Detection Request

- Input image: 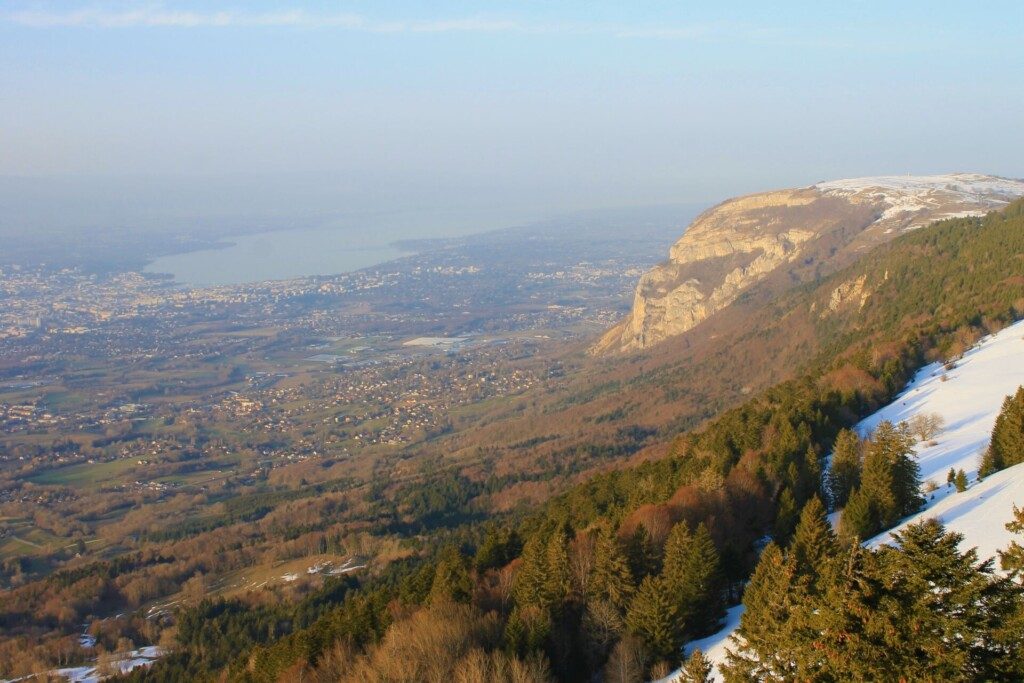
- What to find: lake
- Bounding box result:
[144,209,534,287]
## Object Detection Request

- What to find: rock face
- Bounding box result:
[594,174,1024,354]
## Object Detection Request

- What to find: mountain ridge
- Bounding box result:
[594,173,1024,354]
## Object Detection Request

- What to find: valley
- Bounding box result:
[4,182,1024,682]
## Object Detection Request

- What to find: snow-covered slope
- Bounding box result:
[859,317,1024,485]
[659,317,1024,683]
[815,173,1024,226]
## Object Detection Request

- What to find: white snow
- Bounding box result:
[48,646,165,683]
[653,605,745,683]
[857,317,1024,485]
[659,316,1024,683]
[813,173,1024,224]
[868,460,1024,563]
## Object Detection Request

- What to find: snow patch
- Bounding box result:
[813,173,1024,225]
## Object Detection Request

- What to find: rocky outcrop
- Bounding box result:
[594,174,1024,354]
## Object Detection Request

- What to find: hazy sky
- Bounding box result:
[2,1,1023,231]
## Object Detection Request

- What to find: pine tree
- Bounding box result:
[662,522,724,638]
[723,543,799,681]
[990,386,1024,470]
[954,468,968,492]
[543,529,572,608]
[625,575,681,662]
[428,545,473,603]
[827,429,862,509]
[624,526,660,580]
[788,497,837,591]
[838,485,876,540]
[773,487,799,544]
[947,467,956,485]
[590,525,635,610]
[679,648,714,682]
[878,519,1022,680]
[514,536,551,608]
[999,504,1024,575]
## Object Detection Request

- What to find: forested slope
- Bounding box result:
[128,200,1024,682]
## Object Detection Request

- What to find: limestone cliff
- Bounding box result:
[594,174,1024,354]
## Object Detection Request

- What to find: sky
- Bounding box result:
[2,1,1023,233]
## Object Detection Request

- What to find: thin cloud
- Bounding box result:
[1,6,717,39]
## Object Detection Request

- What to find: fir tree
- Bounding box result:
[805,542,893,680]
[796,445,823,505]
[847,420,921,536]
[625,575,681,663]
[589,525,635,610]
[788,497,837,592]
[661,522,724,638]
[624,526,660,580]
[723,543,799,681]
[428,545,473,603]
[543,529,572,608]
[827,428,861,509]
[838,485,876,540]
[999,504,1024,575]
[990,386,1024,470]
[773,487,799,544]
[954,468,968,492]
[514,536,551,608]
[878,519,1022,680]
[679,648,714,682]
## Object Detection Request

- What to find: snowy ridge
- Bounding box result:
[813,173,1024,224]
[659,316,1024,683]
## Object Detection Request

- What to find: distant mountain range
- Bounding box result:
[595,173,1024,354]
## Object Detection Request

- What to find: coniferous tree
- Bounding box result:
[625,575,681,663]
[515,537,551,609]
[838,485,876,540]
[1000,504,1024,575]
[679,648,714,682]
[788,497,837,590]
[590,525,635,610]
[723,543,798,681]
[624,526,660,580]
[954,468,968,492]
[827,429,861,509]
[988,386,1024,472]
[543,530,573,608]
[843,420,920,538]
[773,487,799,544]
[877,519,1022,680]
[428,545,473,603]
[661,522,724,638]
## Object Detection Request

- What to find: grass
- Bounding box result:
[28,458,137,488]
[0,526,68,560]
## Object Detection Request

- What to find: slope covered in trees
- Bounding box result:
[126,200,1024,682]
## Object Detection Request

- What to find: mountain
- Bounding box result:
[594,173,1024,354]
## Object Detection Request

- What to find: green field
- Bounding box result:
[27,458,137,488]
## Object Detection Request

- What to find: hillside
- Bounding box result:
[11,198,1024,683]
[594,173,1024,355]
[113,199,1024,683]
[663,316,1024,682]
